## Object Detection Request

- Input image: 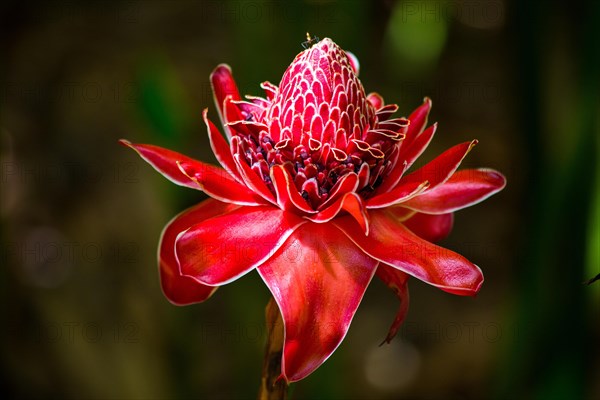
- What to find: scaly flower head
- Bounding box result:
[120,37,506,382]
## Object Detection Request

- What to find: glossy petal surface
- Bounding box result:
[176,207,305,285]
[402,168,507,214]
[403,212,454,243]
[335,210,483,296]
[258,222,378,382]
[158,199,238,305]
[120,140,264,205]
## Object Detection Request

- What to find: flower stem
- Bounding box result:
[258,298,288,400]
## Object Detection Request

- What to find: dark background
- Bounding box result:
[1,0,598,398]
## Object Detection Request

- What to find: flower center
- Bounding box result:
[232,38,407,209]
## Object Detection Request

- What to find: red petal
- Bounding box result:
[308,192,369,234]
[401,123,437,170]
[377,265,410,344]
[403,97,432,147]
[203,109,243,182]
[334,210,483,296]
[399,140,478,191]
[371,159,410,197]
[119,140,265,205]
[210,64,242,137]
[233,153,277,205]
[159,199,239,305]
[270,164,315,214]
[403,212,454,242]
[175,207,305,286]
[402,168,507,214]
[257,222,378,382]
[317,172,359,211]
[366,179,430,209]
[367,92,384,110]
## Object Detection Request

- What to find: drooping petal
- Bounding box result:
[377,265,410,344]
[257,222,378,382]
[401,168,507,214]
[334,210,483,296]
[402,212,454,243]
[158,199,239,305]
[119,140,265,205]
[175,207,305,286]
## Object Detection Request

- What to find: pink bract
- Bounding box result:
[121,37,506,382]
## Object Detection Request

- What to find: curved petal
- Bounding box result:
[158,199,239,305]
[233,153,277,205]
[270,164,315,214]
[308,192,369,235]
[402,168,507,214]
[366,179,430,209]
[398,140,478,191]
[403,212,454,243]
[377,265,410,344]
[203,109,243,183]
[210,64,242,138]
[175,207,305,286]
[317,172,359,211]
[334,210,483,296]
[120,140,265,205]
[257,222,378,382]
[403,97,432,146]
[401,123,437,170]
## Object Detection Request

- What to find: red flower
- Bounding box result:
[121,37,505,382]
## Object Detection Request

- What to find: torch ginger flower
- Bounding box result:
[120,37,506,383]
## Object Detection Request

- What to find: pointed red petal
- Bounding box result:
[159,199,239,305]
[403,97,432,147]
[371,158,410,197]
[402,212,454,242]
[257,222,378,382]
[377,265,410,344]
[203,109,243,182]
[366,179,430,209]
[334,210,483,296]
[399,140,478,191]
[402,168,507,214]
[175,207,305,286]
[401,122,437,170]
[119,140,265,205]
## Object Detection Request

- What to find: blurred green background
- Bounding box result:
[1,0,598,398]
